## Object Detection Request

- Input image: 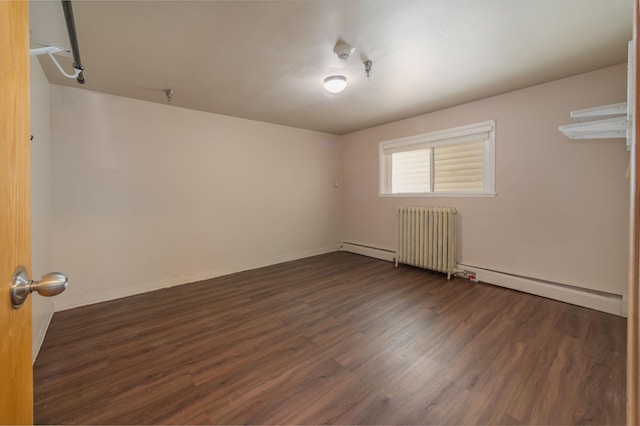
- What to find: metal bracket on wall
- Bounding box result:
[29,45,82,80]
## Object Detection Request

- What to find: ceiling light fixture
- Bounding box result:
[323,75,347,94]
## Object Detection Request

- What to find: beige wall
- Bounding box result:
[30,57,54,360]
[47,63,629,310]
[340,64,630,295]
[50,86,341,310]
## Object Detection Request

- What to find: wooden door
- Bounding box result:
[0,1,33,424]
[630,1,640,424]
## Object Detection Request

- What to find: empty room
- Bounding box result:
[1,0,639,424]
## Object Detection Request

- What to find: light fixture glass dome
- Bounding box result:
[323,75,347,94]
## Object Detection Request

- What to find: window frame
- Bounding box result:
[379,120,496,197]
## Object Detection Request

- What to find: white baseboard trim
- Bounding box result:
[459,263,624,317]
[54,245,339,312]
[52,244,624,318]
[340,241,395,262]
[32,304,54,364]
[338,243,623,317]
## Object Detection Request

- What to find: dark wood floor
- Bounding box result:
[33,252,626,425]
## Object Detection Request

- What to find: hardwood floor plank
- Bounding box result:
[33,252,626,424]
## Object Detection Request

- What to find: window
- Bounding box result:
[379,120,496,197]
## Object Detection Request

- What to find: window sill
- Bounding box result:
[379,192,497,198]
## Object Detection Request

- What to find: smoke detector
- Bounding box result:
[333,43,355,60]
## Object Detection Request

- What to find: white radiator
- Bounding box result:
[396,206,457,279]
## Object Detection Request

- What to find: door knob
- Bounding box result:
[11,265,67,309]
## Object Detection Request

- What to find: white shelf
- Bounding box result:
[559,116,628,140]
[558,39,634,149]
[569,102,627,123]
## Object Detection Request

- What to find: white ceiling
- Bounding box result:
[30,0,633,135]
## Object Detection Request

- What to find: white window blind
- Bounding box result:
[434,141,484,192]
[391,149,430,193]
[379,120,495,197]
